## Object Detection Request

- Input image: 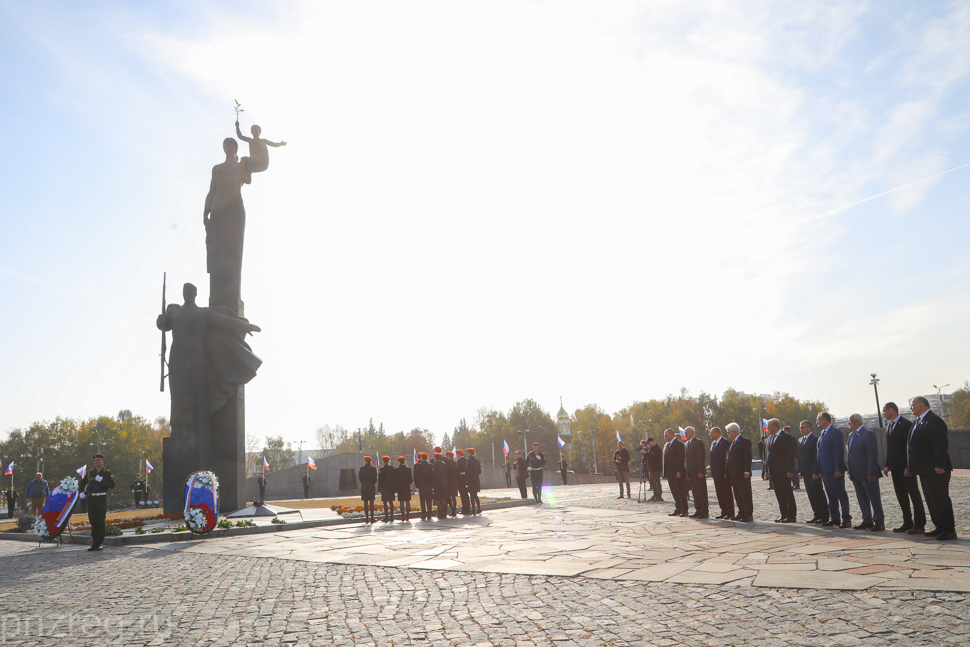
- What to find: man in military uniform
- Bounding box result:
[527,442,547,503]
[455,449,470,515]
[131,474,146,506]
[78,454,115,551]
[302,472,311,499]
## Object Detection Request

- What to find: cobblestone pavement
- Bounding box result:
[0,480,966,646]
[0,546,966,646]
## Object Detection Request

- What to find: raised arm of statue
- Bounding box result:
[234,121,253,143]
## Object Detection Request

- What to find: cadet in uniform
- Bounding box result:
[257,473,267,504]
[359,456,377,523]
[443,451,458,517]
[378,456,396,522]
[455,449,470,515]
[512,450,528,498]
[302,472,311,498]
[395,456,413,522]
[431,452,449,519]
[527,442,547,503]
[413,453,433,520]
[78,454,115,551]
[131,474,146,506]
[466,448,482,514]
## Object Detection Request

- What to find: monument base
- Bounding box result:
[211,384,247,513]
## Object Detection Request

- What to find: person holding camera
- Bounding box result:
[614,441,631,498]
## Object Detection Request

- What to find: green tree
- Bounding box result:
[262,435,295,471]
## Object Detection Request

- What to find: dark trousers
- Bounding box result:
[666,476,689,513]
[850,476,884,524]
[730,477,753,519]
[6,502,13,518]
[769,473,796,520]
[505,471,512,488]
[515,475,528,498]
[803,474,829,521]
[530,469,544,501]
[822,474,851,523]
[303,484,310,498]
[458,483,470,514]
[688,474,708,515]
[648,471,663,498]
[419,488,433,518]
[890,469,925,528]
[713,477,733,517]
[258,486,265,503]
[920,471,955,533]
[560,470,568,485]
[134,492,143,506]
[87,496,108,547]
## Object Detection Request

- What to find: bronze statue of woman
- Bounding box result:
[204,138,251,311]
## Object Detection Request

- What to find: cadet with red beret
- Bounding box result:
[378,456,396,523]
[455,449,471,515]
[395,456,413,522]
[414,452,433,520]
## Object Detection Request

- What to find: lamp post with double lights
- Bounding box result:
[870,374,883,429]
[934,383,952,427]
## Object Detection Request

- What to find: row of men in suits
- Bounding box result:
[660,398,957,540]
[662,424,755,521]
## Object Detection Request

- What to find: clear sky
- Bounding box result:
[2,1,968,449]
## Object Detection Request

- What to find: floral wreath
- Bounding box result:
[184,471,219,534]
[34,476,80,540]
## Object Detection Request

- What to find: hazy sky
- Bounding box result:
[2,1,968,449]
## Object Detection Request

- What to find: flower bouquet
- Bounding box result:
[184,471,219,534]
[34,476,80,540]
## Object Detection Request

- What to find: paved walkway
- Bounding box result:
[0,482,967,646]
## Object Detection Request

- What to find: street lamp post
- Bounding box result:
[870,374,883,429]
[517,429,528,455]
[933,384,952,427]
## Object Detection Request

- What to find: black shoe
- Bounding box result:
[839,520,853,528]
[696,514,709,519]
[741,517,754,522]
[668,511,680,516]
[870,524,885,531]
[906,527,925,535]
[617,496,625,499]
[773,517,785,523]
[689,512,699,518]
[806,518,820,524]
[680,512,689,517]
[924,528,943,537]
[937,531,958,541]
[88,545,103,552]
[822,520,839,527]
[781,518,796,523]
[893,523,914,533]
[853,521,873,530]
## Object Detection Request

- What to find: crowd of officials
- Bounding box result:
[632,398,958,541]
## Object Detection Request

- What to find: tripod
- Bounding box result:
[637,469,651,503]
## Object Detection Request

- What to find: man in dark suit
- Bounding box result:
[816,411,852,528]
[881,402,924,533]
[724,423,753,522]
[846,414,885,531]
[662,428,689,517]
[684,427,709,518]
[797,420,828,524]
[764,418,797,522]
[709,426,733,519]
[907,396,956,540]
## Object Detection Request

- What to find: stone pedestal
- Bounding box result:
[210,384,247,512]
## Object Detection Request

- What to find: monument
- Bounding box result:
[157,109,284,513]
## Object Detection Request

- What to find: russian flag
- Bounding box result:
[307,456,317,470]
[413,448,417,465]
[503,440,510,457]
[557,435,566,449]
[262,457,270,471]
[76,464,86,477]
[616,430,622,442]
[677,426,686,440]
[145,459,154,473]
[4,462,13,476]
[761,418,769,434]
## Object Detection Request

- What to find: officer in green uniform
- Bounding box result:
[131,474,146,506]
[78,454,115,551]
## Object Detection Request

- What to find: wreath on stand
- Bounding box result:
[184,471,219,534]
[33,476,80,540]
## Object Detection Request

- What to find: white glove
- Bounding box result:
[79,493,86,499]
[527,467,532,472]
[95,475,103,482]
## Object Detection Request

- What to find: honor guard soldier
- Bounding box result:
[431,452,449,519]
[395,456,413,522]
[359,456,377,523]
[378,456,396,522]
[413,453,433,520]
[443,451,458,517]
[78,454,115,551]
[527,442,547,503]
[257,473,267,504]
[131,474,146,506]
[455,449,470,515]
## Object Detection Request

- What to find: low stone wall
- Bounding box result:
[950,430,970,469]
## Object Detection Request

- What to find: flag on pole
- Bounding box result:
[677,426,686,439]
[616,430,622,442]
[307,456,317,470]
[76,464,86,477]
[413,448,418,465]
[557,435,566,449]
[262,457,270,471]
[4,462,13,476]
[761,418,769,434]
[503,440,510,457]
[145,459,154,473]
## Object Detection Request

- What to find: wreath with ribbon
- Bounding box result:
[184,471,219,534]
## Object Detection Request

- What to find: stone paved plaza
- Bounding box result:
[0,481,967,646]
